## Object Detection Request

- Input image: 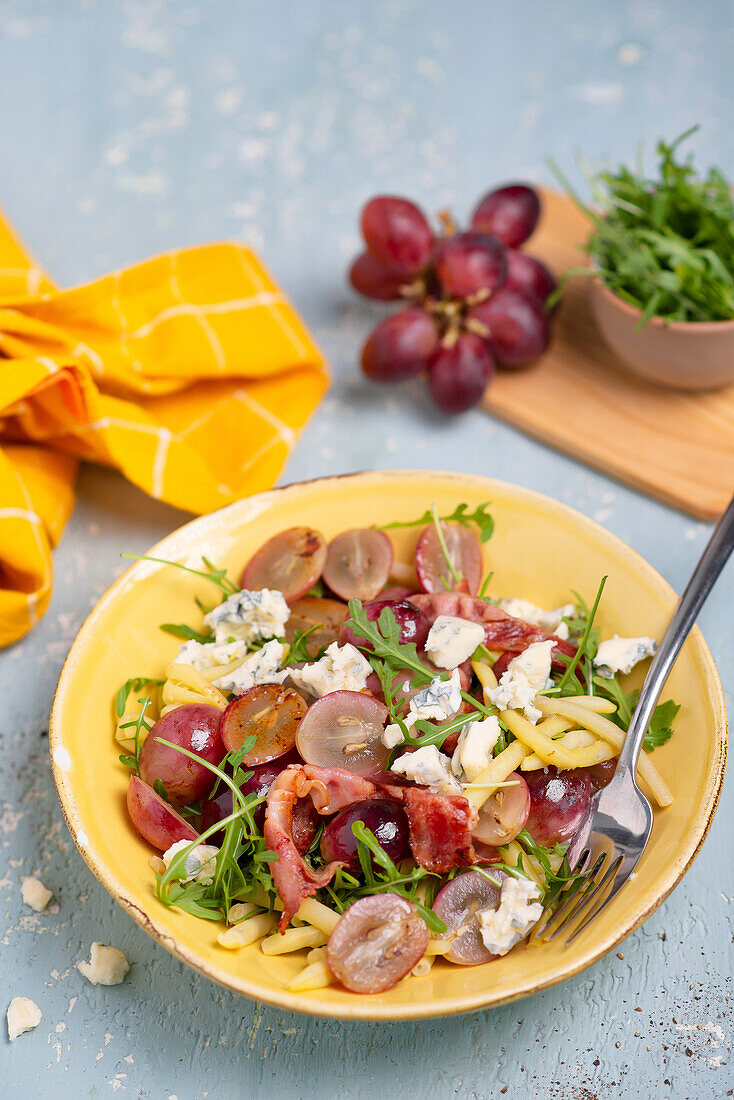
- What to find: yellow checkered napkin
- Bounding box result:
[0,213,328,646]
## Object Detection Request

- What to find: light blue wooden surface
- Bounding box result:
[1,2,732,1096]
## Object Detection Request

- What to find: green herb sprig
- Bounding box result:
[550,127,734,325]
[349,822,446,934]
[160,623,213,644]
[381,501,495,543]
[121,553,239,595]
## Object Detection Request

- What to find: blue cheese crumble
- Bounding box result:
[163,840,220,885]
[486,639,555,723]
[593,635,657,678]
[288,642,372,697]
[177,638,248,670]
[424,615,486,669]
[391,744,462,795]
[498,598,575,641]
[477,875,543,955]
[451,715,501,782]
[212,640,288,693]
[409,668,463,723]
[204,588,290,645]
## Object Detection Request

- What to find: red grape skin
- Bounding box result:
[339,598,430,650]
[361,196,433,274]
[433,232,507,299]
[320,799,409,873]
[138,704,224,805]
[468,287,550,368]
[361,308,439,383]
[471,184,541,248]
[524,766,590,845]
[427,333,495,414]
[127,775,198,851]
[349,252,407,301]
[505,250,556,305]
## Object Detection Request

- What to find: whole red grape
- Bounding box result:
[433,232,507,299]
[361,307,439,383]
[427,333,495,414]
[468,287,550,368]
[471,184,541,248]
[361,196,433,274]
[349,252,407,301]
[505,250,556,305]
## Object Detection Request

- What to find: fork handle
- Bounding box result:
[617,494,734,777]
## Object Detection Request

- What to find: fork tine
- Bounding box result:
[528,848,591,943]
[564,855,625,945]
[544,852,608,942]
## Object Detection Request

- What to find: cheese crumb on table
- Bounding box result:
[424,615,485,669]
[77,943,130,986]
[486,640,554,723]
[20,876,53,913]
[593,635,657,678]
[7,996,42,1040]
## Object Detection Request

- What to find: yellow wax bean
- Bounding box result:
[502,710,614,770]
[287,959,332,992]
[218,912,276,949]
[535,697,674,807]
[411,956,435,977]
[261,926,327,955]
[463,739,530,811]
[295,897,340,935]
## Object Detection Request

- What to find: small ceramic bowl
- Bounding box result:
[50,471,727,1019]
[589,276,734,391]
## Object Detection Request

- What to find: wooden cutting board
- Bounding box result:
[481,188,734,520]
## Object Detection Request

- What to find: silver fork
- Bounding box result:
[532,494,734,946]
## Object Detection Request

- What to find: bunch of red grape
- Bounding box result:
[349,184,556,414]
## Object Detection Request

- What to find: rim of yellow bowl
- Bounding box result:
[49,470,728,1020]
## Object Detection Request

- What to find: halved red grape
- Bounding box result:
[470,184,541,248]
[505,250,556,305]
[327,894,429,992]
[127,775,199,851]
[320,799,409,873]
[524,766,590,845]
[584,758,617,791]
[323,529,394,602]
[339,598,429,650]
[220,684,307,764]
[433,232,507,299]
[378,585,416,601]
[240,527,326,602]
[471,771,530,845]
[349,252,407,300]
[432,869,505,964]
[427,334,495,414]
[468,288,549,368]
[139,704,224,805]
[285,596,348,659]
[415,520,483,594]
[360,196,433,274]
[295,690,389,776]
[361,308,439,383]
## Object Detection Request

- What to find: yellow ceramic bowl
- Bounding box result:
[50,471,727,1020]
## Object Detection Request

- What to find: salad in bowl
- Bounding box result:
[116,501,679,996]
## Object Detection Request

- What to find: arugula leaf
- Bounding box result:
[286,625,326,664]
[115,676,164,719]
[554,577,607,692]
[120,552,239,595]
[117,695,155,773]
[549,128,734,324]
[595,676,680,751]
[350,822,446,934]
[380,501,495,543]
[160,623,213,644]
